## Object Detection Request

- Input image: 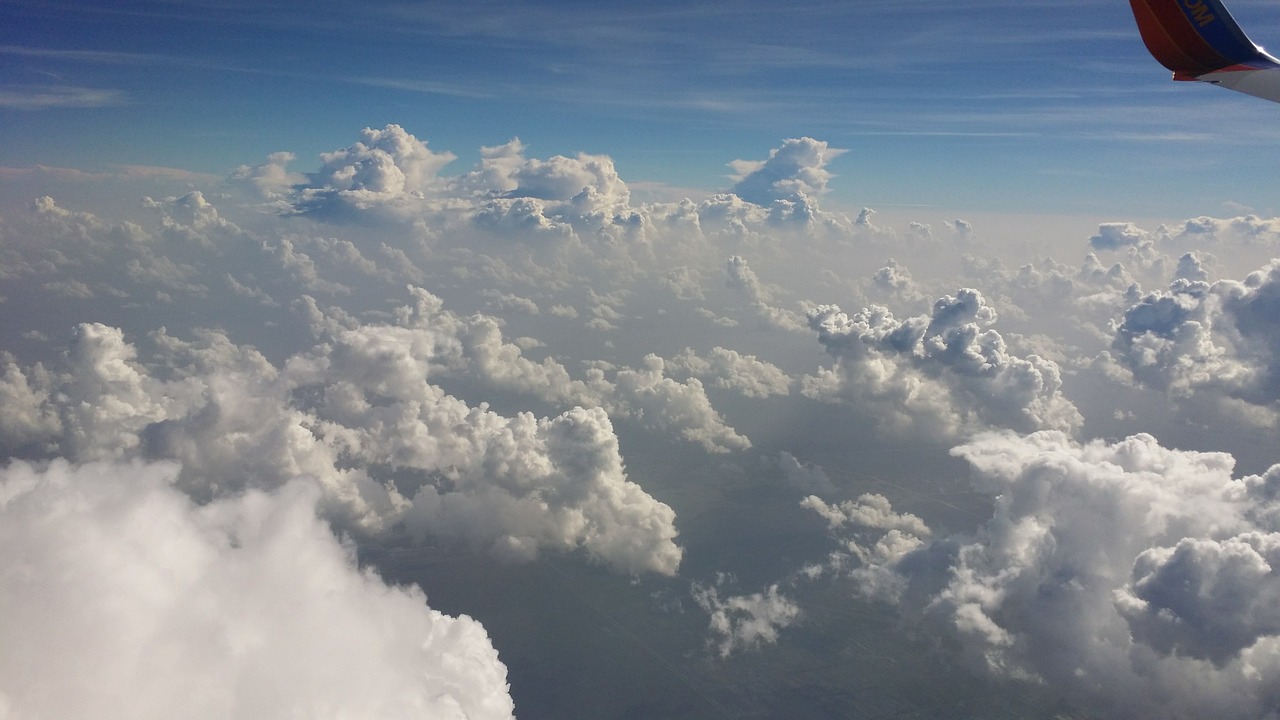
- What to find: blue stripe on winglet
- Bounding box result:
[1176,0,1263,63]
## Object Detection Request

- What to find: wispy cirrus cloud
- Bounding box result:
[0,44,159,64]
[0,85,126,111]
[0,164,221,182]
[344,75,495,99]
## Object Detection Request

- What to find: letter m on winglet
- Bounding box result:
[1182,0,1216,28]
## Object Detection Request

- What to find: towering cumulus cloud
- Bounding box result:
[295,124,457,215]
[1112,261,1280,425]
[0,460,514,720]
[881,431,1280,719]
[723,137,850,232]
[729,137,843,206]
[802,289,1081,437]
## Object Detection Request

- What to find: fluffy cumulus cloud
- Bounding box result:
[294,124,457,214]
[607,355,751,454]
[1091,221,1148,250]
[691,577,801,658]
[464,142,647,244]
[801,493,929,537]
[800,491,931,602]
[0,309,683,575]
[1111,261,1280,424]
[0,354,60,454]
[259,126,650,240]
[857,431,1280,719]
[871,258,928,308]
[373,292,751,455]
[1119,532,1280,666]
[0,459,513,720]
[666,346,792,398]
[1086,215,1280,284]
[228,127,876,262]
[229,151,307,201]
[802,289,1082,438]
[294,317,684,572]
[728,137,843,206]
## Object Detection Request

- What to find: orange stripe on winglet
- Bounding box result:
[1129,0,1236,76]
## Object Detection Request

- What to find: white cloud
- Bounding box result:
[803,289,1082,438]
[1110,261,1280,425]
[660,265,706,301]
[871,258,928,308]
[775,451,838,496]
[692,577,800,658]
[292,124,456,216]
[0,312,684,576]
[0,459,513,720]
[728,137,844,206]
[799,490,930,603]
[457,138,631,217]
[725,254,770,300]
[1118,532,1280,666]
[1089,215,1280,281]
[229,151,307,200]
[725,255,807,331]
[0,355,60,455]
[696,193,771,243]
[369,289,749,455]
[504,151,632,218]
[318,124,456,195]
[472,196,575,240]
[667,346,792,398]
[800,493,929,537]
[1168,215,1280,246]
[42,278,95,298]
[282,128,652,242]
[608,354,751,454]
[1175,251,1211,282]
[1090,221,1148,250]
[882,430,1280,719]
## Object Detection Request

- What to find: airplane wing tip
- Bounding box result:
[1128,0,1262,75]
[1128,0,1280,103]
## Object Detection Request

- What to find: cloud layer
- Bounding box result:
[8,123,1280,718]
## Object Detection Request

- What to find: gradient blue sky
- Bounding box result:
[4,0,1280,218]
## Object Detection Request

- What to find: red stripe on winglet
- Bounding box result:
[1129,0,1237,75]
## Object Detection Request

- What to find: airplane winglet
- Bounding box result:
[1129,0,1259,73]
[1128,0,1280,103]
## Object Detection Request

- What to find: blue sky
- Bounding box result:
[4,0,1280,218]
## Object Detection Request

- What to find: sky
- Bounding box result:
[6,1,1280,719]
[5,0,1280,217]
